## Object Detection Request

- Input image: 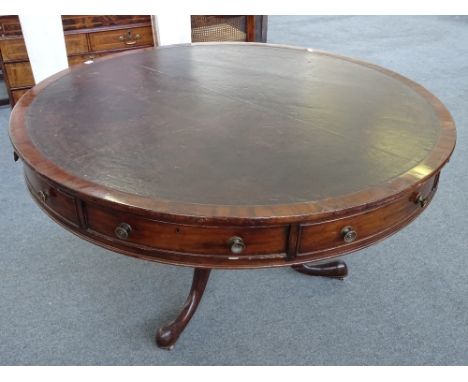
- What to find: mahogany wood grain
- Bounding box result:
[156,268,211,350]
[298,173,437,255]
[85,205,288,257]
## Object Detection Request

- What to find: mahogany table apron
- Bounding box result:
[9,43,456,350]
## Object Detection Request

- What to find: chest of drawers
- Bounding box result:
[0,15,155,106]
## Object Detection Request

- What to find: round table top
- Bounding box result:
[10,43,456,222]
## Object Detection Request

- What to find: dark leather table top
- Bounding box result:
[13,43,455,219]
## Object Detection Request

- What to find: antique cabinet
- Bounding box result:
[191,15,267,43]
[0,15,155,106]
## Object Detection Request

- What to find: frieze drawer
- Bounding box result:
[24,166,80,227]
[84,205,289,257]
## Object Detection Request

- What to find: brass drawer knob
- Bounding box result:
[415,193,428,208]
[341,225,357,243]
[115,222,132,240]
[37,190,48,203]
[228,236,246,254]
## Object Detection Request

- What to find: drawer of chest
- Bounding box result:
[84,206,288,257]
[65,33,89,54]
[11,88,30,104]
[88,26,154,52]
[298,176,437,255]
[0,38,28,61]
[24,167,80,227]
[4,61,34,88]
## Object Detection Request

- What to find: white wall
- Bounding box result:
[19,14,69,83]
[154,14,192,46]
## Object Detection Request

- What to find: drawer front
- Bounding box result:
[4,61,34,87]
[299,177,436,254]
[62,16,152,31]
[89,26,154,52]
[0,38,28,61]
[0,16,22,37]
[68,53,103,66]
[65,33,89,54]
[24,167,80,227]
[85,205,288,257]
[11,88,30,103]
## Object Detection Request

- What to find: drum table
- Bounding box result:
[9,43,456,350]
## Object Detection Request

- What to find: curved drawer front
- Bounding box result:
[84,205,288,258]
[22,163,439,267]
[24,166,80,227]
[298,174,438,255]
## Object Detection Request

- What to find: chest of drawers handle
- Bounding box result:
[118,31,141,45]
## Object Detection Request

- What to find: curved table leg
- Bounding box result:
[291,260,348,280]
[156,268,211,350]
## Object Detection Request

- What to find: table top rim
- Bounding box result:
[9,42,457,223]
